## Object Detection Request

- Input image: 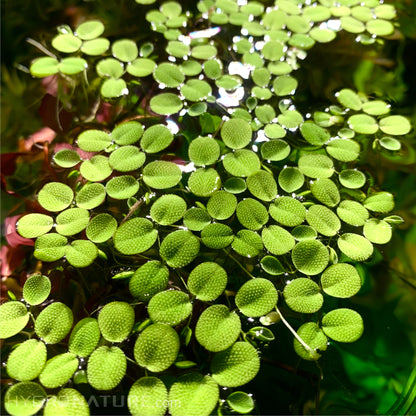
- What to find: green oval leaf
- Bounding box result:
[236,198,269,230]
[65,240,98,267]
[4,382,47,416]
[17,214,54,239]
[87,346,127,390]
[39,352,79,389]
[269,196,306,226]
[322,308,364,342]
[23,274,51,305]
[211,342,260,387]
[283,278,323,313]
[188,262,228,301]
[44,389,89,416]
[363,218,392,244]
[128,377,167,416]
[291,240,329,275]
[262,225,295,255]
[221,118,252,149]
[321,263,362,298]
[150,93,183,115]
[147,290,192,326]
[86,213,117,243]
[141,124,174,153]
[35,302,73,344]
[134,323,179,372]
[235,278,278,317]
[169,373,219,416]
[129,261,169,302]
[68,317,101,357]
[34,233,68,262]
[195,305,241,352]
[98,301,135,343]
[56,208,90,236]
[143,161,182,189]
[293,322,328,361]
[337,233,374,261]
[7,339,47,381]
[114,218,158,255]
[38,182,73,212]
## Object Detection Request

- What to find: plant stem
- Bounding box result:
[223,249,255,279]
[275,306,320,360]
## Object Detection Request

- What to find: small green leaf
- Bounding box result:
[77,130,112,152]
[269,196,306,226]
[181,79,212,101]
[236,198,269,230]
[128,377,168,416]
[68,317,100,357]
[34,233,68,262]
[283,278,323,313]
[339,169,366,189]
[87,346,127,390]
[35,302,73,344]
[322,308,364,342]
[191,44,218,60]
[227,391,255,414]
[232,229,264,258]
[260,255,285,275]
[183,207,211,231]
[201,223,234,249]
[221,118,252,149]
[261,139,290,161]
[337,233,374,261]
[188,136,220,166]
[39,352,79,389]
[363,218,392,244]
[291,240,329,275]
[278,167,305,193]
[150,93,183,115]
[38,182,73,212]
[326,138,360,162]
[129,261,169,302]
[141,124,174,153]
[4,382,47,416]
[98,301,135,343]
[150,194,186,225]
[223,149,261,177]
[134,323,179,372]
[86,213,117,243]
[306,204,341,237]
[112,39,138,62]
[188,168,221,197]
[211,341,260,387]
[143,161,182,189]
[52,34,82,53]
[207,191,237,220]
[366,19,394,36]
[247,170,277,201]
[23,274,51,305]
[364,192,394,213]
[293,322,328,361]
[336,200,369,226]
[96,58,124,78]
[321,263,362,298]
[30,57,59,77]
[154,62,185,87]
[44,389,89,416]
[236,278,278,317]
[362,100,390,116]
[247,326,275,342]
[298,154,334,178]
[188,262,227,301]
[17,214,54,238]
[114,218,158,255]
[336,89,362,111]
[106,175,140,199]
[53,149,81,168]
[65,240,98,267]
[347,114,378,134]
[58,57,87,75]
[195,305,241,352]
[109,145,146,172]
[56,208,90,236]
[310,178,340,207]
[80,155,113,182]
[7,339,47,381]
[292,225,318,241]
[262,225,295,255]
[300,121,330,146]
[76,183,106,209]
[169,373,219,416]
[76,20,105,40]
[379,136,401,151]
[147,290,192,326]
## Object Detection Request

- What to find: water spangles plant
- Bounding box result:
[2,0,412,414]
